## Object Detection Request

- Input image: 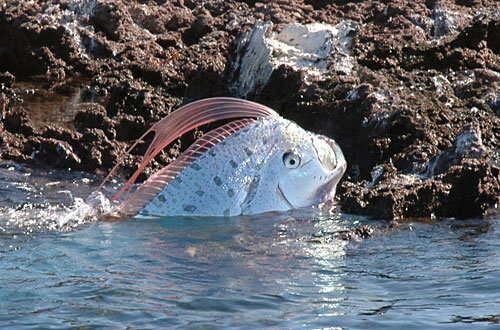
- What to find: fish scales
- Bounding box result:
[139,118,281,217]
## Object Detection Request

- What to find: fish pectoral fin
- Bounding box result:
[240,175,260,212]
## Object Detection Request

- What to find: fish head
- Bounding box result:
[272,120,347,209]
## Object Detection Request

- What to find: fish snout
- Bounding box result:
[312,135,346,174]
[312,135,347,204]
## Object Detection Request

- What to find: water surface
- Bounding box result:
[1,161,499,329]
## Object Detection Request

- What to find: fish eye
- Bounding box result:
[282,150,301,169]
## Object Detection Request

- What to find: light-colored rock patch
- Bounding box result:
[231,20,358,98]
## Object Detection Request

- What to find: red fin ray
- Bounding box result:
[98,97,277,205]
[115,118,257,216]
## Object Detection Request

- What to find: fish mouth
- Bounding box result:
[277,183,295,209]
[315,170,345,204]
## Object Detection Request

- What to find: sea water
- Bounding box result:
[1,160,499,329]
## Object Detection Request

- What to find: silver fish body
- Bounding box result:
[138,116,346,217]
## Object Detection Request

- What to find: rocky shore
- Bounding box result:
[1,0,499,219]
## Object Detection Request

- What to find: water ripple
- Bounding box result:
[1,162,499,328]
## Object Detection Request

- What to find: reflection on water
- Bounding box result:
[0,161,499,328]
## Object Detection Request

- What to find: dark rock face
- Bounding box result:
[24,136,82,169]
[0,0,499,219]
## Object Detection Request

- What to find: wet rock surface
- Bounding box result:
[0,0,499,219]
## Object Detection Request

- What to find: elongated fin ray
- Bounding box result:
[116,118,257,216]
[98,97,277,204]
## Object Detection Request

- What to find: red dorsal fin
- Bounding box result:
[98,97,278,204]
[115,118,257,216]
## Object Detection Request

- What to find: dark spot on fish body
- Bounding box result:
[229,160,238,168]
[227,189,235,197]
[223,209,230,217]
[244,147,253,156]
[195,189,205,196]
[183,204,197,213]
[157,194,166,203]
[192,163,202,171]
[208,150,216,157]
[213,176,222,186]
[262,137,268,144]
[171,177,183,189]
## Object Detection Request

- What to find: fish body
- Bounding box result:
[139,117,345,217]
[100,98,346,218]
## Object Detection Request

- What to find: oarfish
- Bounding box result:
[99,97,346,217]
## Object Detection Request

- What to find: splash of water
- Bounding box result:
[1,191,111,233]
[0,161,115,234]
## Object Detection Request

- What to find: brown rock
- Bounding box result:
[74,105,116,140]
[2,109,35,136]
[0,0,499,219]
[24,137,81,169]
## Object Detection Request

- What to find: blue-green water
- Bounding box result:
[1,161,499,329]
